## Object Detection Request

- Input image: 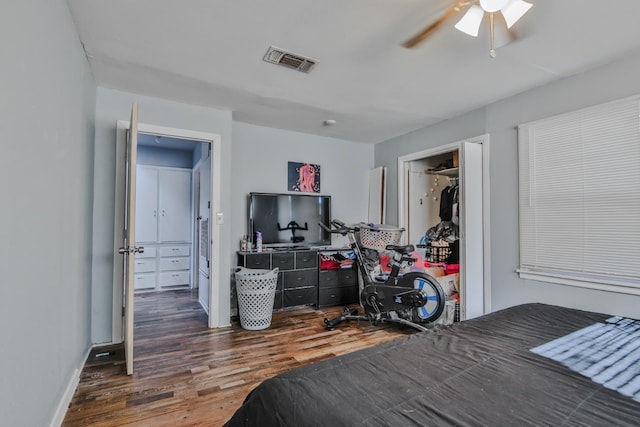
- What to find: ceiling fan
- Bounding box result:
[403,0,533,57]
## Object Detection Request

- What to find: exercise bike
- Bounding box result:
[320,220,445,332]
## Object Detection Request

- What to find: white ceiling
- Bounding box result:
[67,0,640,144]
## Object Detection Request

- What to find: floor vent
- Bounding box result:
[263,46,317,73]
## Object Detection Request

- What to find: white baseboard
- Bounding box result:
[199,296,209,314]
[49,346,91,427]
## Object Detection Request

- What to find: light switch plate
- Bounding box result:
[215,212,224,224]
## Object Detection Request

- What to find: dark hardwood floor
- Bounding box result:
[63,289,414,426]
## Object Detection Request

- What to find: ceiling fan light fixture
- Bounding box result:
[500,0,533,28]
[454,5,485,37]
[479,0,510,13]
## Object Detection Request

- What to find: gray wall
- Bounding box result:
[376,48,640,319]
[229,123,373,312]
[0,1,96,425]
[91,87,233,343]
[231,122,373,249]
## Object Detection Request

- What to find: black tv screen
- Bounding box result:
[249,192,331,247]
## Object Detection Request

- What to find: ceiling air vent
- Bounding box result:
[263,46,317,73]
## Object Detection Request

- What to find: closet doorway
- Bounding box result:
[134,133,207,296]
[112,121,222,350]
[397,135,490,321]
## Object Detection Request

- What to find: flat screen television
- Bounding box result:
[249,192,331,248]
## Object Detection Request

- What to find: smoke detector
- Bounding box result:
[263,46,317,73]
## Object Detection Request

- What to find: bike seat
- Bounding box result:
[385,244,415,254]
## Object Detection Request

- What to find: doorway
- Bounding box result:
[397,135,491,321]
[134,133,207,297]
[112,121,222,346]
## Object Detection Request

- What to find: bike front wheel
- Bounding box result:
[397,272,445,323]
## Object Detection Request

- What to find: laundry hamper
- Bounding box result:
[235,267,279,330]
[357,223,404,250]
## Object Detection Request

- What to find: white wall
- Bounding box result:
[0,1,96,425]
[91,87,233,343]
[231,122,374,251]
[375,48,640,319]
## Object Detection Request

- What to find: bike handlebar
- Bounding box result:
[319,219,359,236]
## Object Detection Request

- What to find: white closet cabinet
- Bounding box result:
[135,167,159,243]
[135,165,192,291]
[158,170,192,242]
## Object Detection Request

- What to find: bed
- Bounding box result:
[224,303,640,426]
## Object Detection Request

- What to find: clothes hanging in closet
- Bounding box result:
[439,183,458,221]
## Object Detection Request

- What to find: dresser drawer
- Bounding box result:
[284,287,316,307]
[159,270,190,287]
[283,269,318,289]
[134,273,156,290]
[338,269,357,284]
[244,253,271,269]
[159,257,191,271]
[272,252,294,270]
[135,246,156,259]
[134,258,156,273]
[318,269,357,288]
[295,251,317,269]
[318,286,359,307]
[159,245,190,257]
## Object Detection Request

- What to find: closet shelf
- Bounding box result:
[426,167,459,177]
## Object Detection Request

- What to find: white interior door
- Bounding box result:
[159,169,192,242]
[135,166,158,243]
[368,166,386,223]
[198,155,211,311]
[120,102,139,375]
[407,166,429,245]
[460,141,484,320]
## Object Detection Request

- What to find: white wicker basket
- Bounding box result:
[235,267,279,330]
[358,223,404,250]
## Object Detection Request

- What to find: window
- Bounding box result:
[518,96,640,294]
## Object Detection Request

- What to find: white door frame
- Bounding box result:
[397,134,492,315]
[112,122,222,343]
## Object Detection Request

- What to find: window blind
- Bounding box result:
[518,96,640,292]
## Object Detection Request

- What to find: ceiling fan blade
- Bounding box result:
[402,2,466,48]
[501,0,532,28]
[454,5,484,37]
